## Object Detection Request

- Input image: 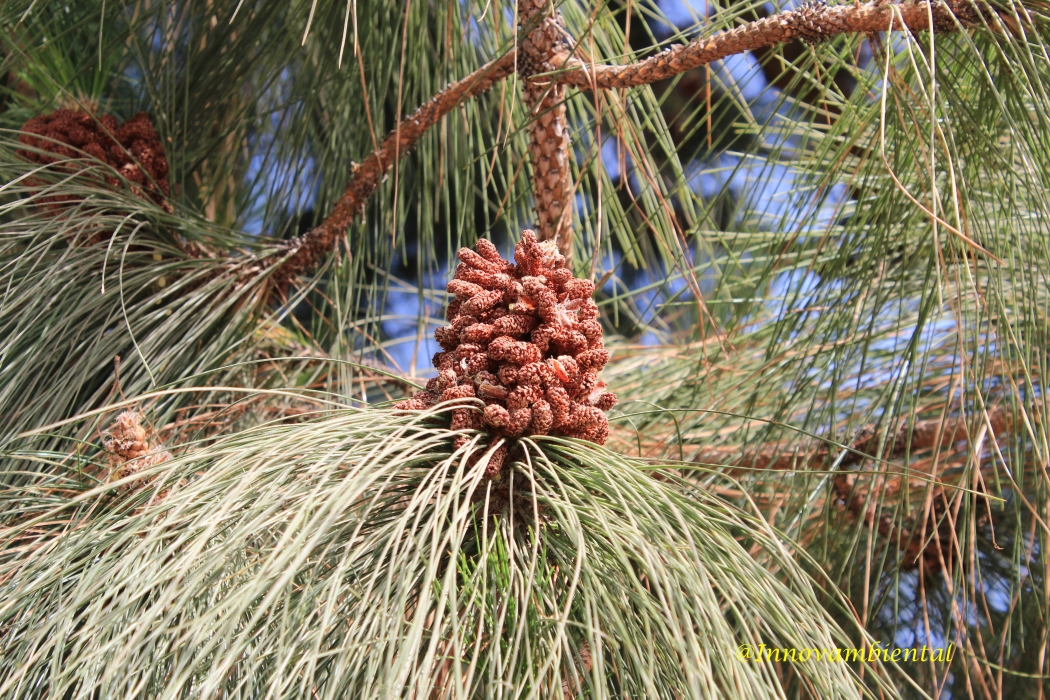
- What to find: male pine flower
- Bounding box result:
[18,109,172,215]
[396,231,617,475]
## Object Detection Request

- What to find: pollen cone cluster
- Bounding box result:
[102,410,172,493]
[18,109,172,214]
[395,231,617,476]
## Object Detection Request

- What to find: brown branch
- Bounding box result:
[693,405,1011,473]
[518,0,576,256]
[267,0,989,284]
[689,407,1008,574]
[550,0,981,90]
[270,51,517,287]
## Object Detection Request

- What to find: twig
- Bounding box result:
[686,406,1008,573]
[690,405,1010,473]
[548,0,980,90]
[270,51,517,287]
[518,0,576,255]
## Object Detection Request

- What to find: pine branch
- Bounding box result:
[688,405,1010,473]
[268,0,990,282]
[681,405,1009,572]
[518,0,576,257]
[550,0,982,90]
[270,52,517,287]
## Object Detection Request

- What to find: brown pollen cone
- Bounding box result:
[102,410,172,493]
[18,109,173,216]
[395,231,617,477]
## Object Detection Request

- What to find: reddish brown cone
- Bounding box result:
[18,109,173,215]
[396,231,618,474]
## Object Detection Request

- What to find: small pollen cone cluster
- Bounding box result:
[102,410,173,493]
[18,109,173,214]
[395,231,617,476]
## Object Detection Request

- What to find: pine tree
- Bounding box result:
[1,0,1047,696]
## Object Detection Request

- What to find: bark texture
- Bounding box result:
[518,0,576,257]
[551,0,977,89]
